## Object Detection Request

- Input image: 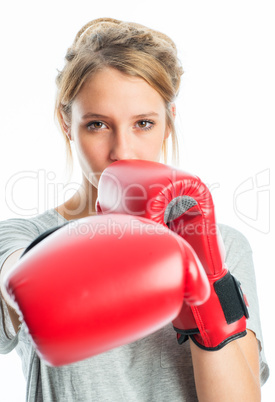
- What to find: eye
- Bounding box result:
[136,120,155,131]
[86,121,107,131]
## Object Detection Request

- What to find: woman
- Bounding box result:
[0,18,269,401]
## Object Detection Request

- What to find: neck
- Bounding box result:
[55,176,98,221]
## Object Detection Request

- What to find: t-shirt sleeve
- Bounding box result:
[219,224,270,386]
[0,218,40,354]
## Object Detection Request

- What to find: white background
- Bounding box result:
[0,0,274,400]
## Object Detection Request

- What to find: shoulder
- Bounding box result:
[0,209,67,260]
[218,223,254,278]
[218,223,252,255]
[0,209,67,235]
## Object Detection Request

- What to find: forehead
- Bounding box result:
[73,67,166,114]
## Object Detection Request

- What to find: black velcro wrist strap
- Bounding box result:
[214,271,249,324]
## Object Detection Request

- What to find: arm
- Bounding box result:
[97,160,262,398]
[0,249,25,333]
[190,329,261,401]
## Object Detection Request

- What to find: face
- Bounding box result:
[64,67,174,187]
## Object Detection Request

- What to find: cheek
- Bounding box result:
[137,131,165,161]
[75,135,107,166]
[74,136,91,166]
[74,137,109,187]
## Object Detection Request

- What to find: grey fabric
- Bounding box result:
[0,209,270,401]
[164,196,197,223]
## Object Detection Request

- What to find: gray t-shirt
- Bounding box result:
[0,209,269,401]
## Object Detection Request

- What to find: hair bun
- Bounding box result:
[73,17,177,52]
[74,18,124,45]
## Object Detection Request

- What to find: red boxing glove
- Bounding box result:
[97,160,249,350]
[4,214,209,366]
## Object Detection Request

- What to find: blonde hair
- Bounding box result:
[55,18,184,171]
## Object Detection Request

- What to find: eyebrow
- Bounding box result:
[81,112,160,120]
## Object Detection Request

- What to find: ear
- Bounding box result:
[171,103,176,120]
[59,110,72,141]
[164,103,176,140]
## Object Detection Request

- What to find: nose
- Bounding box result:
[109,130,135,161]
